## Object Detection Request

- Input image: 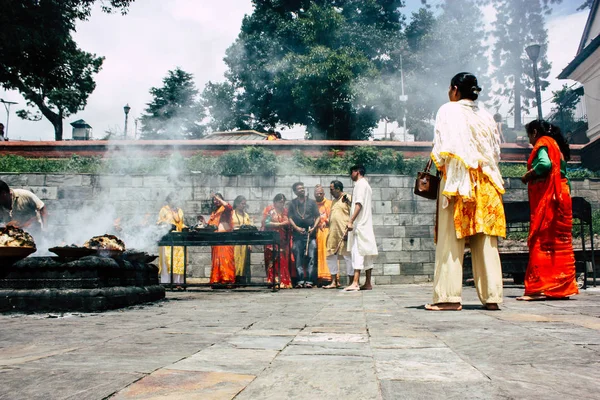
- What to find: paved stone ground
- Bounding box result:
[1,284,599,400]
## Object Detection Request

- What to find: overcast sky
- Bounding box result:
[0,0,590,141]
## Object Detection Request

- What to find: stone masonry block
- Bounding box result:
[46,175,83,186]
[410,252,432,263]
[224,186,249,202]
[368,176,389,188]
[275,176,301,188]
[416,201,437,214]
[413,214,434,226]
[382,238,402,252]
[26,186,58,200]
[387,214,413,226]
[373,275,391,285]
[380,188,400,201]
[422,262,435,275]
[393,226,406,238]
[96,176,133,188]
[391,200,415,214]
[587,179,600,190]
[402,238,421,251]
[371,264,384,276]
[405,225,432,238]
[383,264,400,275]
[374,226,395,237]
[374,201,392,214]
[58,187,94,200]
[381,251,411,263]
[391,275,414,284]
[503,189,527,201]
[400,263,424,275]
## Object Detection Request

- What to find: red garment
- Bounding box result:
[524,136,579,298]
[261,205,292,288]
[208,204,236,284]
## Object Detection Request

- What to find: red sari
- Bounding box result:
[524,136,579,298]
[261,205,292,288]
[208,204,236,284]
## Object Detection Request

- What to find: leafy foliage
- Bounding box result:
[202,0,406,140]
[488,0,559,129]
[404,2,490,132]
[0,0,133,140]
[140,68,205,139]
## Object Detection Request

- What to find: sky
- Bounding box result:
[0,0,591,141]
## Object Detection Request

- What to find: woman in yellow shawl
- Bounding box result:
[157,195,186,288]
[426,72,506,311]
[232,195,252,284]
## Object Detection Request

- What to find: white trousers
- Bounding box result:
[432,196,503,305]
[326,254,354,276]
[351,239,374,271]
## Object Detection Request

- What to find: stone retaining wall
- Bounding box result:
[1,173,598,284]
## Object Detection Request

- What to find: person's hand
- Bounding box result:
[347,221,353,231]
[6,220,20,228]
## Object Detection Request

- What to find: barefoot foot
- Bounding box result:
[483,303,500,310]
[516,294,547,301]
[424,303,462,311]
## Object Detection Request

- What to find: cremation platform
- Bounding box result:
[0,256,164,312]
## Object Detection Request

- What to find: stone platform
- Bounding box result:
[0,256,164,312]
[0,284,598,399]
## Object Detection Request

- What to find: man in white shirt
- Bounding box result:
[0,180,47,239]
[343,165,378,291]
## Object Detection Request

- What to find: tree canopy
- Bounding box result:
[489,0,560,129]
[0,0,133,140]
[203,0,406,140]
[140,68,204,139]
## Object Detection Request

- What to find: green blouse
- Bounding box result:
[532,147,570,188]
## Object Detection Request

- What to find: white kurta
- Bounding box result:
[347,177,378,256]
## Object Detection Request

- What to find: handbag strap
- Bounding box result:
[424,159,433,173]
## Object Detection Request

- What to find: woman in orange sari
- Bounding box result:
[517,120,579,301]
[207,193,236,285]
[261,193,292,288]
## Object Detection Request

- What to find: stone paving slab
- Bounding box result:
[111,369,255,400]
[0,285,599,399]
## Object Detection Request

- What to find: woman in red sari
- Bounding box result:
[518,120,579,301]
[207,193,236,285]
[261,193,293,288]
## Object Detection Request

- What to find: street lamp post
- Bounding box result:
[0,99,18,139]
[525,44,543,121]
[398,54,408,141]
[123,104,131,139]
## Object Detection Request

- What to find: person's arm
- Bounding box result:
[521,147,551,183]
[39,206,48,229]
[347,203,362,231]
[287,203,305,234]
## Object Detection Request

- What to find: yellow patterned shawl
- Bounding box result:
[431,100,504,200]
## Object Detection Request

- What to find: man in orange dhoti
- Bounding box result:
[314,185,332,286]
[207,193,235,285]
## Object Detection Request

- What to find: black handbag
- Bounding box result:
[414,159,440,200]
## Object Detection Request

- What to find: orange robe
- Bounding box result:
[208,204,235,284]
[524,136,579,298]
[316,199,332,282]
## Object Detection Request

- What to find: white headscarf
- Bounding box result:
[431,99,504,200]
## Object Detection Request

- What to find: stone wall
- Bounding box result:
[1,173,599,284]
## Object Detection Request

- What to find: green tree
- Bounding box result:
[140,68,204,139]
[0,0,134,140]
[549,84,583,133]
[489,0,559,129]
[207,0,406,140]
[404,1,490,140]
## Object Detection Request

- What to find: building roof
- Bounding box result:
[203,130,269,141]
[70,119,92,128]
